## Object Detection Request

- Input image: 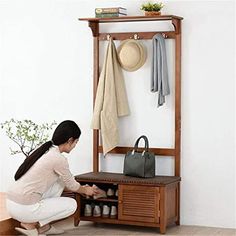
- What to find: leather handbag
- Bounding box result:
[123,135,155,178]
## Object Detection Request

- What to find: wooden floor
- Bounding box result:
[1,193,235,235]
[0,192,20,235]
[52,217,236,236]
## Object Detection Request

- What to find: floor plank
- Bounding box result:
[53,217,236,236]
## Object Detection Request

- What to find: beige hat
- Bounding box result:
[117,39,147,72]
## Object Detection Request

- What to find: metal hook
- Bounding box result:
[106,34,111,40]
[162,33,167,39]
[133,34,139,40]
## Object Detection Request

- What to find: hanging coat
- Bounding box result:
[91,37,130,155]
[151,33,170,107]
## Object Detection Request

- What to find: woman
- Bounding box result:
[6,120,98,236]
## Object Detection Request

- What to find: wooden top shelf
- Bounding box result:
[79,15,183,23]
[75,172,181,186]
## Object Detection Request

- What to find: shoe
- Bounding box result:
[107,188,114,197]
[15,227,43,236]
[110,206,117,219]
[84,204,92,216]
[102,205,110,218]
[45,225,64,235]
[93,205,101,217]
[115,189,118,197]
[93,185,107,199]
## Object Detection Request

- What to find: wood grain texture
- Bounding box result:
[75,172,180,186]
[173,19,182,177]
[98,146,175,156]
[91,25,99,173]
[119,185,157,223]
[99,31,175,41]
[79,15,184,23]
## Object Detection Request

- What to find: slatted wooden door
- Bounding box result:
[118,185,160,223]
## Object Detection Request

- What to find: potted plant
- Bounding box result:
[1,119,57,158]
[140,2,164,16]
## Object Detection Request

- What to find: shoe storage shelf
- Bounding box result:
[75,15,183,234]
[74,172,180,234]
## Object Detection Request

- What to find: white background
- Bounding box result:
[0,0,235,229]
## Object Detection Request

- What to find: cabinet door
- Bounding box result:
[118,185,160,223]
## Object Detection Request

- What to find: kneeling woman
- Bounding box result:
[6,120,98,236]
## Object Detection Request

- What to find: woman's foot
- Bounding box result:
[38,224,50,234]
[44,225,65,235]
[21,222,38,230]
[15,227,39,236]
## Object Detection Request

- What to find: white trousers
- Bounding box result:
[6,180,77,226]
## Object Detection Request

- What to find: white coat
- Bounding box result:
[91,38,130,154]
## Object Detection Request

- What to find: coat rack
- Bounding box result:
[76,15,183,234]
[79,15,182,177]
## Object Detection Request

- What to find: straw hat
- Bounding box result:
[117,39,147,72]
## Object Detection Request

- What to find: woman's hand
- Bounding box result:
[77,185,99,196]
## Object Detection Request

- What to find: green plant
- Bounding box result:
[140,2,164,12]
[1,119,57,157]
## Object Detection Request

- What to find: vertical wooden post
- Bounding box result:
[175,182,180,225]
[88,22,99,173]
[159,186,167,234]
[172,18,181,227]
[172,19,181,177]
[74,193,81,226]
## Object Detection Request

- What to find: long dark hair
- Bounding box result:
[14,120,81,181]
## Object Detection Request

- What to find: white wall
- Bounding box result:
[0,0,235,229]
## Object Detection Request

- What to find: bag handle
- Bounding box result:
[133,135,149,153]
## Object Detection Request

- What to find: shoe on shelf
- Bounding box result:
[110,205,117,219]
[84,204,92,217]
[115,189,118,197]
[107,188,115,197]
[102,205,110,218]
[44,225,64,235]
[93,185,107,199]
[93,205,101,217]
[15,227,43,236]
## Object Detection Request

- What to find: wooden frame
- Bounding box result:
[79,15,183,177]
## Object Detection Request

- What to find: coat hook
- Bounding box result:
[133,34,139,40]
[106,34,111,40]
[162,33,167,39]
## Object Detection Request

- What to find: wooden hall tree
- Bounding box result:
[74,15,183,234]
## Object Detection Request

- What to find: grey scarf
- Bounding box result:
[151,33,170,107]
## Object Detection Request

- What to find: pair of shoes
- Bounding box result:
[107,188,118,198]
[44,225,65,235]
[15,227,44,236]
[102,205,117,218]
[92,185,107,199]
[84,204,117,218]
[84,204,101,217]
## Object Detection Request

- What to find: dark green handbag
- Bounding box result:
[123,135,155,178]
